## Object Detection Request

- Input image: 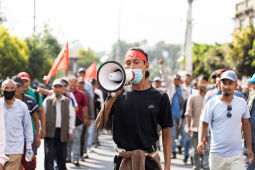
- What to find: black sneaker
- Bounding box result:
[82,153,89,159]
[178,146,182,154]
[172,152,176,159]
[73,160,80,166]
[66,159,71,163]
[183,156,188,164]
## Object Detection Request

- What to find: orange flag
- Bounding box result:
[84,62,97,82]
[45,42,69,85]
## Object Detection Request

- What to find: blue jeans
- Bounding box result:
[87,120,95,148]
[244,143,255,170]
[183,119,191,157]
[170,116,180,153]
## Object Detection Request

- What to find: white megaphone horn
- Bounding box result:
[97,61,135,92]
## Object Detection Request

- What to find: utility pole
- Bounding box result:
[115,0,121,62]
[33,0,36,34]
[184,0,193,75]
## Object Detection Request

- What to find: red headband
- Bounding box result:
[125,50,147,62]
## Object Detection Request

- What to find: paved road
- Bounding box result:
[37,133,193,170]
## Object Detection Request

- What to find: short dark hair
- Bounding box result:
[129,47,148,62]
[198,74,209,82]
[175,74,181,79]
[145,71,150,79]
[215,68,228,78]
[185,74,191,78]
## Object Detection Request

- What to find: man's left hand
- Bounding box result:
[247,149,254,164]
[40,128,46,139]
[35,136,41,147]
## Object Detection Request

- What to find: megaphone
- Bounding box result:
[97,61,134,92]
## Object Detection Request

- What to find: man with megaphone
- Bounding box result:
[96,47,173,170]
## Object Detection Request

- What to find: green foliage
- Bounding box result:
[192,43,231,77]
[25,26,61,80]
[77,48,100,68]
[0,25,29,78]
[228,24,255,76]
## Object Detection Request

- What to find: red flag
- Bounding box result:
[45,42,69,85]
[84,62,97,82]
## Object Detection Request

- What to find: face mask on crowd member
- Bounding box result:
[1,80,17,101]
[124,49,149,85]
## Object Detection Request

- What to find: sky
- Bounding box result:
[2,0,242,53]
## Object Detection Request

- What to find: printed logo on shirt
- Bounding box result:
[147,105,155,109]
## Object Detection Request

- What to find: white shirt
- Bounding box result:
[95,88,104,109]
[43,94,75,134]
[0,103,9,165]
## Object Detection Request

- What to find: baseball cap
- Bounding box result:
[77,67,86,73]
[52,79,63,86]
[153,77,161,82]
[220,70,238,82]
[11,76,24,86]
[18,72,31,81]
[248,73,255,83]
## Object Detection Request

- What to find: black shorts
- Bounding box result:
[113,155,160,170]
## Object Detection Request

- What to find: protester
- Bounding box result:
[77,77,94,159]
[1,79,34,170]
[76,68,94,99]
[204,68,246,104]
[43,79,74,170]
[0,101,8,170]
[90,78,103,147]
[18,72,46,139]
[185,75,209,170]
[11,76,40,170]
[197,70,254,170]
[159,58,189,159]
[96,47,173,170]
[182,74,193,96]
[244,73,255,169]
[66,76,89,166]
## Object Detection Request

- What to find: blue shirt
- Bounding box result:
[1,98,34,154]
[201,96,250,156]
[171,87,183,118]
[85,83,94,99]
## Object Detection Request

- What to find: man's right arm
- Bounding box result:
[95,90,122,130]
[197,121,208,154]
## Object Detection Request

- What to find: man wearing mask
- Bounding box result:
[1,79,34,170]
[11,76,40,170]
[96,47,173,170]
[43,79,74,170]
[0,100,8,170]
[18,72,46,139]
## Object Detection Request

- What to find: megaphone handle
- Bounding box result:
[111,92,116,97]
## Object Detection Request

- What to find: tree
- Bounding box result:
[77,48,100,68]
[0,25,29,78]
[228,24,255,76]
[25,26,62,80]
[25,35,52,80]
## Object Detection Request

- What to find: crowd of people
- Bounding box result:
[0,47,255,170]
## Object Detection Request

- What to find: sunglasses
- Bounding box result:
[227,105,232,118]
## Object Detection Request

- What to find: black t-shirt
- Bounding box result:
[110,86,173,151]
